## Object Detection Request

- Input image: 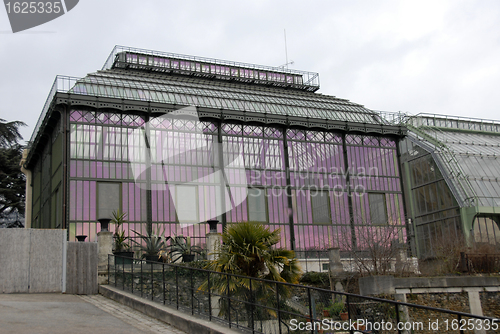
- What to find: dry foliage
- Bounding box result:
[340,224,408,276]
[419,234,467,276]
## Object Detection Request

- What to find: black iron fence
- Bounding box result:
[108,254,499,334]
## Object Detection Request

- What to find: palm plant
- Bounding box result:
[201,222,301,325]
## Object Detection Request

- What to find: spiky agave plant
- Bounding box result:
[200,222,301,325]
[165,235,203,263]
[131,226,167,261]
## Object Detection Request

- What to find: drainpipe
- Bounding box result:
[20,148,32,228]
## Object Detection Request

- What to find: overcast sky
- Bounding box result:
[1,0,500,143]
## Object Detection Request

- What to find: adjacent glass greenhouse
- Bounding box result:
[24,46,407,255]
[398,113,500,258]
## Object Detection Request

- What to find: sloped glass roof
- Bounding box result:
[68,69,382,124]
[406,114,500,207]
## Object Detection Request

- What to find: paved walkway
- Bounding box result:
[0,293,187,334]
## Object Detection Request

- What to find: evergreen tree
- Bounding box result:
[0,118,26,147]
[0,119,26,221]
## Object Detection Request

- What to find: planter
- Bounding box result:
[182,254,195,262]
[322,310,330,317]
[340,312,348,321]
[114,251,134,265]
[207,219,219,233]
[76,235,87,242]
[98,218,111,232]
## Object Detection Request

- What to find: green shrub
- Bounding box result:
[300,271,329,285]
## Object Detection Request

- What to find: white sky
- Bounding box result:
[1,0,500,143]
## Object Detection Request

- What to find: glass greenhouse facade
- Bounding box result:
[24,46,407,254]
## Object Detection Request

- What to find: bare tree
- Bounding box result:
[340,222,408,276]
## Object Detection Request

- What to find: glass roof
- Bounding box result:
[67,69,383,124]
[408,114,500,208]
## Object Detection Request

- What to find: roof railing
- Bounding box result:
[28,76,79,147]
[377,111,500,133]
[102,45,320,91]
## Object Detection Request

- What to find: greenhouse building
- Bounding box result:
[22,46,410,255]
[398,113,500,258]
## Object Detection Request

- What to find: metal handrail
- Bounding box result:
[102,45,320,80]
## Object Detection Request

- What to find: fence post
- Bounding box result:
[131,258,134,294]
[307,287,313,334]
[191,268,194,315]
[175,266,179,309]
[227,274,232,328]
[151,260,154,301]
[162,263,165,305]
[347,294,353,334]
[107,254,110,285]
[208,271,212,321]
[276,281,282,334]
[249,278,254,333]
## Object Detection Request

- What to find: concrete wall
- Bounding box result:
[0,229,67,293]
[359,275,500,296]
[359,274,500,331]
[297,257,420,274]
[66,242,98,295]
[0,229,30,292]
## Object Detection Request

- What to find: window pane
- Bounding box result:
[248,188,267,222]
[175,185,198,223]
[369,193,387,225]
[98,182,121,219]
[311,190,330,224]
